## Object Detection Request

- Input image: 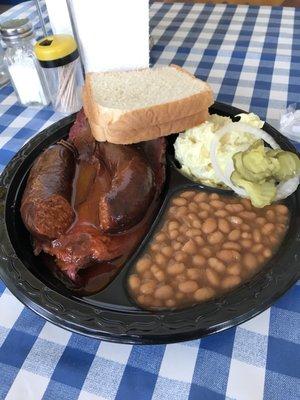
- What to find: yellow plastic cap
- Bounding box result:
[34,34,77,62]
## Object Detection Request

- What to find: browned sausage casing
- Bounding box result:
[21,143,76,240]
[96,142,155,233]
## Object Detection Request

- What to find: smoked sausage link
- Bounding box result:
[96,142,155,233]
[21,143,76,240]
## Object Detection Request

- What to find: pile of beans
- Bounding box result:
[128,191,289,310]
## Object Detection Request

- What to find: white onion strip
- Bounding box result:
[210,122,281,197]
[223,159,246,196]
[275,176,300,200]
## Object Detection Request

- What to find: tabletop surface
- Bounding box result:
[0,2,299,400]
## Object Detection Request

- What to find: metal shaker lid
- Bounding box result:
[0,18,34,42]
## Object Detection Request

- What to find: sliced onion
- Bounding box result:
[210,132,242,194]
[209,122,300,201]
[275,176,300,200]
[222,159,247,196]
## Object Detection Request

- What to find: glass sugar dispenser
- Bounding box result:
[0,18,50,106]
[34,35,83,113]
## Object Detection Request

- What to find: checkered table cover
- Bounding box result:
[0,2,299,400]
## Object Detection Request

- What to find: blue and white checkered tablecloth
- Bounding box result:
[0,2,299,400]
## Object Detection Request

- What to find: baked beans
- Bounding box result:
[128,191,289,310]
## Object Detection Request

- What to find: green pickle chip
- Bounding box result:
[231,140,300,207]
[231,171,276,208]
[274,152,300,181]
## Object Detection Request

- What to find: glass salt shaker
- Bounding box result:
[0,18,50,106]
[0,43,10,87]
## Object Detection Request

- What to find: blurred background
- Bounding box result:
[163,0,298,6]
[0,1,21,13]
[0,0,299,13]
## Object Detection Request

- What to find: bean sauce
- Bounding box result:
[128,191,289,310]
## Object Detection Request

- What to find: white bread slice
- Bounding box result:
[86,106,210,143]
[83,65,214,144]
[83,86,210,143]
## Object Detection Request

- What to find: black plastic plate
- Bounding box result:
[0,102,299,344]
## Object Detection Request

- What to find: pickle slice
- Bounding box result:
[231,140,300,207]
[231,171,276,208]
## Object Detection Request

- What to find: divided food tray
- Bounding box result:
[0,102,299,344]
